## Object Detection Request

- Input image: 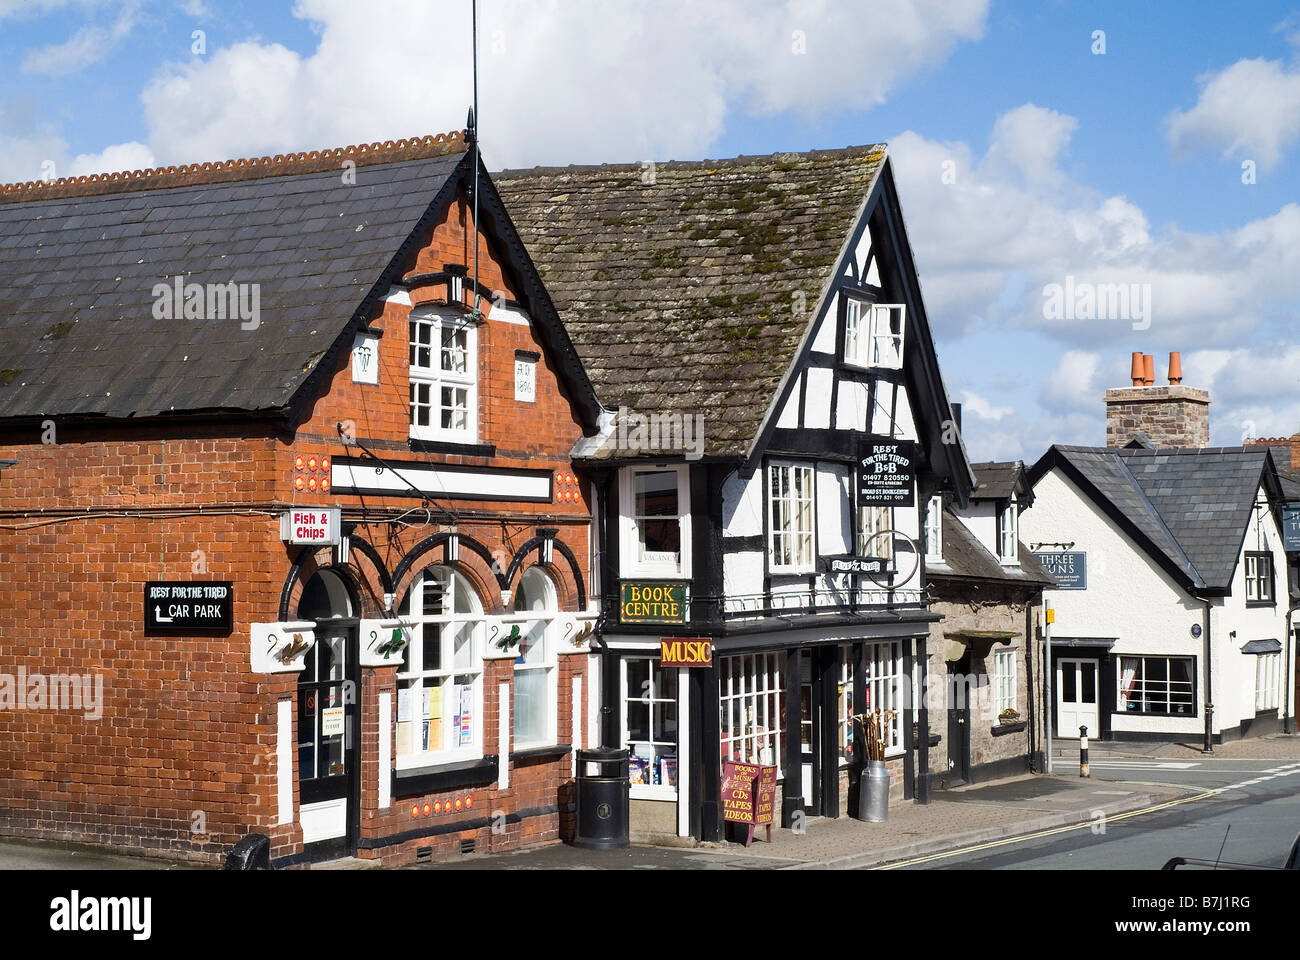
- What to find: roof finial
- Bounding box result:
[465,106,476,145]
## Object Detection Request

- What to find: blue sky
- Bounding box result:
[3,0,1299,462]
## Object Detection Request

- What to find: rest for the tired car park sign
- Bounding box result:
[144,582,234,635]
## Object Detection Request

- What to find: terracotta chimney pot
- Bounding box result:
[1168,351,1182,384]
[1143,354,1155,386]
[1130,352,1144,386]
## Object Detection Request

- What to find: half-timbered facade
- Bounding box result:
[499,146,975,841]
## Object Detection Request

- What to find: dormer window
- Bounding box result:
[844,297,905,370]
[409,306,477,442]
[998,495,1018,564]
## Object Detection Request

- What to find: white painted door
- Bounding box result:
[1056,658,1100,737]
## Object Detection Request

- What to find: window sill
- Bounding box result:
[391,755,499,797]
[991,720,1027,736]
[1246,600,1277,608]
[509,743,570,763]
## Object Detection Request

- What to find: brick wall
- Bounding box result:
[0,187,595,865]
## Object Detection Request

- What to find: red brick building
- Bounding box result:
[0,130,603,866]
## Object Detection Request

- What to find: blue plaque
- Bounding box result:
[1034,551,1087,590]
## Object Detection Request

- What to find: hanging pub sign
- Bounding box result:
[144,581,234,635]
[857,436,916,507]
[1283,506,1300,552]
[280,507,341,546]
[659,638,713,667]
[619,581,688,624]
[818,555,888,575]
[1034,551,1088,589]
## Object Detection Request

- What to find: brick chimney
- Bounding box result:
[1105,351,1210,448]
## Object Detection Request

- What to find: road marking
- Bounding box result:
[1091,790,1132,796]
[1086,760,1200,769]
[874,764,1300,870]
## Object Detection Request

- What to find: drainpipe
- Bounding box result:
[1286,602,1298,735]
[1202,598,1214,754]
[592,471,616,749]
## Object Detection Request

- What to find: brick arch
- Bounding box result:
[511,560,581,614]
[279,547,364,621]
[503,535,587,610]
[391,541,502,617]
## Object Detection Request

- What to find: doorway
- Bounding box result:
[296,569,361,862]
[1057,657,1100,738]
[945,653,971,787]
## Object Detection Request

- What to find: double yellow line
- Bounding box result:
[874,789,1218,869]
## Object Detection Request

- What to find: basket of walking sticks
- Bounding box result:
[852,709,896,821]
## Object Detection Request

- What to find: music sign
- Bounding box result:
[857,436,916,507]
[144,581,234,635]
[722,761,777,846]
[659,638,713,667]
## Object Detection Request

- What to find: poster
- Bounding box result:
[458,685,473,746]
[321,706,344,737]
[397,687,412,722]
[396,721,412,755]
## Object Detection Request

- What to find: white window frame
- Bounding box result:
[844,299,905,370]
[862,640,906,758]
[621,655,680,800]
[995,650,1017,714]
[1255,651,1280,712]
[768,460,816,573]
[1245,553,1274,603]
[857,504,894,563]
[719,653,785,771]
[511,568,558,749]
[924,495,943,563]
[408,306,478,443]
[998,496,1019,564]
[395,567,484,769]
[1118,655,1195,715]
[618,464,691,579]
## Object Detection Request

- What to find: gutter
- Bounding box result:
[1201,598,1214,754]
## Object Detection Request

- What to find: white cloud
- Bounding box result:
[960,389,1013,422]
[68,140,155,176]
[1165,57,1300,170]
[1038,350,1100,412]
[21,2,140,76]
[136,0,989,168]
[0,131,66,183]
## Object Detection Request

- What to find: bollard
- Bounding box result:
[1079,725,1090,778]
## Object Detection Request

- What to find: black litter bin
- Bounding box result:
[573,747,630,849]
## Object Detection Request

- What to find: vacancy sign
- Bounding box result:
[280,507,342,545]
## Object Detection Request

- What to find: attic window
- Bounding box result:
[409,307,476,443]
[998,495,1018,564]
[844,298,905,370]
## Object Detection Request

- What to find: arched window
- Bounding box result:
[512,567,558,748]
[396,567,483,766]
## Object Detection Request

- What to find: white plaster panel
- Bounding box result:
[835,379,869,431]
[804,367,833,429]
[816,463,851,556]
[721,468,764,538]
[776,376,801,428]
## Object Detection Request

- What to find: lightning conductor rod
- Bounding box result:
[470,0,481,320]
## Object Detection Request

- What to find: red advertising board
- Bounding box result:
[722,761,777,846]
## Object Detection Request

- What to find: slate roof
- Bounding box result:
[1028,444,1283,593]
[0,135,471,421]
[495,146,888,458]
[927,505,1055,587]
[1264,445,1300,501]
[970,460,1032,505]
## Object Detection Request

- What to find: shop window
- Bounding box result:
[995,650,1017,714]
[621,656,678,796]
[512,568,558,748]
[719,653,786,768]
[409,307,477,443]
[861,641,905,755]
[1245,552,1274,605]
[1118,656,1195,715]
[769,462,815,572]
[838,648,855,765]
[395,567,483,766]
[1255,651,1280,712]
[619,465,691,578]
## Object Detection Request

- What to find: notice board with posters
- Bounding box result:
[857,436,917,507]
[722,761,777,846]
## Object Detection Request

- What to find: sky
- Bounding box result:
[3,0,1299,463]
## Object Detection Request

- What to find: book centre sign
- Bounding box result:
[619,581,688,624]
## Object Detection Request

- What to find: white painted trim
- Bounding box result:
[378,691,392,809]
[276,698,293,825]
[498,682,510,790]
[587,654,601,751]
[332,460,551,501]
[572,675,583,778]
[490,303,532,326]
[677,669,691,838]
[382,286,413,306]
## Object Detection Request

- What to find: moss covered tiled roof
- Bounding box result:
[494,145,887,457]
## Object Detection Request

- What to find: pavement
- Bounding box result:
[417,772,1188,871]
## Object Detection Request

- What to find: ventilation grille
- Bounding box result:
[460,837,476,856]
[415,846,433,863]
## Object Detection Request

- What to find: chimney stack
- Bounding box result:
[1105,349,1210,448]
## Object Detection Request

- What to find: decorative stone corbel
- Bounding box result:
[250,621,317,674]
[360,618,414,666]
